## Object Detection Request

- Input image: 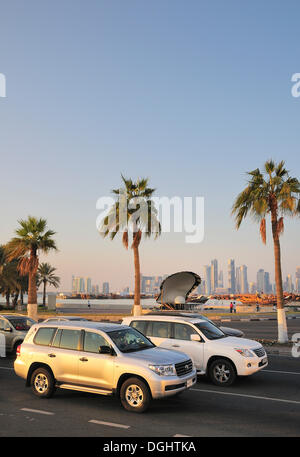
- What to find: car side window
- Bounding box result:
[174,323,195,341]
[34,328,56,346]
[52,329,62,347]
[59,329,81,350]
[149,321,172,338]
[84,332,110,353]
[130,320,147,335]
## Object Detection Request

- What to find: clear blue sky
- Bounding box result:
[0,0,300,291]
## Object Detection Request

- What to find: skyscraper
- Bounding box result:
[296,267,300,293]
[257,269,265,293]
[240,265,249,294]
[228,259,235,294]
[85,277,92,294]
[103,282,110,294]
[204,265,211,295]
[210,259,218,293]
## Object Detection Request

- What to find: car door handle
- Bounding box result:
[48,353,56,358]
[79,357,88,362]
[172,344,180,348]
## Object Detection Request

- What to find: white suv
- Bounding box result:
[14,321,196,413]
[122,315,268,386]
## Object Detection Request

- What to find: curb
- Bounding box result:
[219,316,300,323]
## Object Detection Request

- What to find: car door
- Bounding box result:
[48,328,81,383]
[0,318,15,352]
[168,323,204,371]
[0,318,9,354]
[77,330,114,390]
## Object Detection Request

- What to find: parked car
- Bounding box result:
[122,315,268,386]
[14,321,197,413]
[42,316,90,323]
[147,311,245,338]
[0,314,36,355]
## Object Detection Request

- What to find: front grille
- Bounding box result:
[175,359,193,377]
[253,347,265,358]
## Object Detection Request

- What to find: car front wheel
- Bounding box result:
[208,358,236,386]
[120,377,151,413]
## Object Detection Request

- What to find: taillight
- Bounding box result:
[16,345,21,356]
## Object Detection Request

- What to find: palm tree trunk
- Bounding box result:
[271,207,288,343]
[5,291,10,308]
[27,271,38,320]
[132,244,142,316]
[43,280,47,307]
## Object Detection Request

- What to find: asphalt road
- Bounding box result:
[219,318,300,340]
[1,353,300,437]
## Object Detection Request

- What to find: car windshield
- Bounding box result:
[8,317,35,331]
[108,328,155,353]
[194,321,226,340]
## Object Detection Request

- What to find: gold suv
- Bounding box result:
[14,321,196,413]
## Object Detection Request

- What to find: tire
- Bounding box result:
[120,377,151,413]
[31,367,55,398]
[208,358,236,387]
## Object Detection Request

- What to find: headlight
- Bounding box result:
[148,364,176,376]
[234,348,254,357]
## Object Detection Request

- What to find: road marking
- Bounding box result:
[263,369,300,375]
[0,366,13,370]
[20,408,54,416]
[89,419,130,429]
[191,388,300,405]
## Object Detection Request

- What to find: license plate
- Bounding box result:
[187,379,193,388]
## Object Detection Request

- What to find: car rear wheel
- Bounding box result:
[120,377,151,413]
[31,367,55,398]
[208,358,236,386]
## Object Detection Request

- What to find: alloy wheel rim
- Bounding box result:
[34,373,49,393]
[214,363,230,383]
[125,384,144,407]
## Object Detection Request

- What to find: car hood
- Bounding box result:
[220,326,244,337]
[125,347,190,364]
[156,271,201,305]
[211,336,262,350]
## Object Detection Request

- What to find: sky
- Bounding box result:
[0,0,300,292]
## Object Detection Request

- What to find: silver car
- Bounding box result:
[14,321,197,413]
[0,314,36,355]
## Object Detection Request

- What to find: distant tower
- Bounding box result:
[228,259,236,294]
[210,259,218,293]
[204,266,211,295]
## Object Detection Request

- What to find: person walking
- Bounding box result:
[233,301,237,313]
[230,302,233,313]
[256,303,260,312]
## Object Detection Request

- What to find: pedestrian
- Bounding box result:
[256,303,260,312]
[230,302,233,313]
[233,301,237,313]
[88,300,91,309]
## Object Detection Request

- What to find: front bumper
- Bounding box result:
[237,356,268,376]
[150,369,197,399]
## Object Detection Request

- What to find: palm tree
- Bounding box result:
[5,216,58,318]
[232,160,300,343]
[37,263,60,307]
[0,246,23,308]
[99,176,161,315]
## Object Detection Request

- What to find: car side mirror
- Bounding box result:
[99,345,112,355]
[4,327,12,333]
[190,334,201,342]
